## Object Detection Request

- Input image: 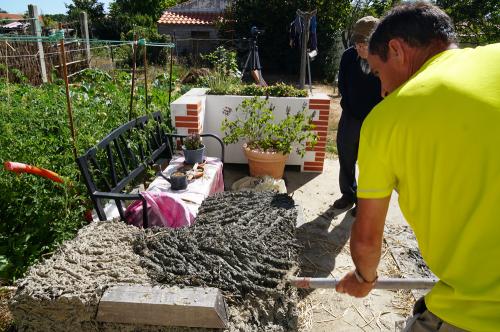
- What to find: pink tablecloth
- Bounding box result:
[142,155,223,216]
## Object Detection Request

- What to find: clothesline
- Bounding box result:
[0,43,127,58]
[0,34,175,48]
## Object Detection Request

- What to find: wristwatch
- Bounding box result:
[354,269,378,286]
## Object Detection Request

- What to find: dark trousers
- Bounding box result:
[336,114,362,203]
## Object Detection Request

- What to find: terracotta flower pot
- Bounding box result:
[243,143,289,179]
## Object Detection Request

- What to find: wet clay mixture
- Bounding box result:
[135,191,300,331]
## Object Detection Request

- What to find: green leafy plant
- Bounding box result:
[198,46,242,94]
[221,96,317,156]
[0,67,175,283]
[206,82,308,97]
[183,133,203,150]
[198,71,241,95]
[201,46,239,76]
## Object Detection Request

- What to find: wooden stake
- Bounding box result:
[143,38,148,110]
[28,4,48,83]
[129,34,138,121]
[79,12,91,66]
[168,33,174,106]
[58,23,78,161]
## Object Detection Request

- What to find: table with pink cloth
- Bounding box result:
[146,155,224,216]
[116,155,223,228]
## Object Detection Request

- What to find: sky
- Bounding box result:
[1,0,113,15]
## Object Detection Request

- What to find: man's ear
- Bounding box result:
[387,38,406,65]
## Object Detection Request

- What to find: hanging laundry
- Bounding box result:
[309,15,318,51]
[289,15,303,48]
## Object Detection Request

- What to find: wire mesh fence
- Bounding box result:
[1,13,245,86]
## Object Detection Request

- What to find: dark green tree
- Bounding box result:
[220,0,399,81]
[435,0,499,45]
[110,0,180,20]
[341,0,398,48]
[41,14,69,28]
[101,0,183,63]
[219,0,350,80]
[66,0,105,23]
[107,0,182,36]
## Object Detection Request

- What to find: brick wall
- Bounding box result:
[303,98,331,173]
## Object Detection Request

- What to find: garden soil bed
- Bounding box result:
[9,191,300,332]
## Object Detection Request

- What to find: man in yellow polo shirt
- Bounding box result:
[335,2,500,331]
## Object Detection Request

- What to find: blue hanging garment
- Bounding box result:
[309,15,318,51]
[289,15,302,48]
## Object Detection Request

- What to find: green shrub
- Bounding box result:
[183,133,203,150]
[200,46,239,77]
[207,82,308,98]
[221,96,317,156]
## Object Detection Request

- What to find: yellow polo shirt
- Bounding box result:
[357,44,500,331]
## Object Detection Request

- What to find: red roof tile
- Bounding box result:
[0,13,24,20]
[157,11,222,25]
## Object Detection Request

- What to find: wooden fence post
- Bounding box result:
[79,11,91,66]
[129,34,138,121]
[28,4,48,83]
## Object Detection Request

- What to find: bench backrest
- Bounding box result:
[77,111,172,220]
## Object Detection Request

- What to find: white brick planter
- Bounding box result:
[171,88,331,172]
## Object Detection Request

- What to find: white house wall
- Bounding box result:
[157,25,218,54]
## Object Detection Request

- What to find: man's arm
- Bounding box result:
[336,196,391,297]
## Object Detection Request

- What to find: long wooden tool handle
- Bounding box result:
[289,277,437,290]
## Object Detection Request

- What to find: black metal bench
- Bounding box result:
[76,111,224,227]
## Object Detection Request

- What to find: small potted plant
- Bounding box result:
[182,133,205,164]
[221,96,317,179]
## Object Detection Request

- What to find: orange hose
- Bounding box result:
[3,161,64,184]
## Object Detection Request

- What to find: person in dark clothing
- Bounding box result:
[334,16,382,215]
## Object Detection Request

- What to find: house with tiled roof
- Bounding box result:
[0,13,24,21]
[157,0,229,55]
[0,13,33,34]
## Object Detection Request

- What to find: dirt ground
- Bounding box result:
[288,83,430,331]
[0,287,15,331]
[291,158,418,332]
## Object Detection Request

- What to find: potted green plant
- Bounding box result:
[221,96,317,179]
[182,133,205,164]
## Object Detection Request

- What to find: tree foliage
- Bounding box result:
[219,1,401,81]
[220,0,352,80]
[41,14,69,27]
[66,0,105,23]
[435,0,500,45]
[340,0,398,48]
